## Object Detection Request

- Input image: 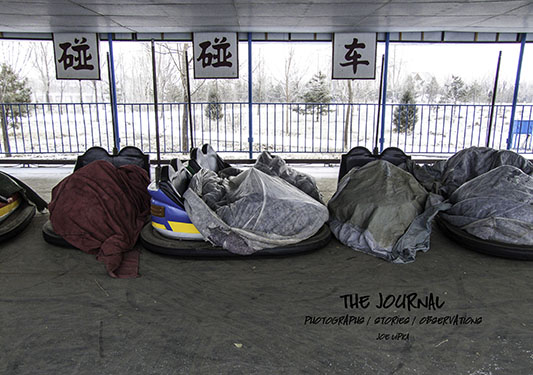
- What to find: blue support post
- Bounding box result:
[248,32,253,159]
[108,33,120,152]
[379,33,390,152]
[507,33,526,150]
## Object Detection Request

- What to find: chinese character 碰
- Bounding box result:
[340,38,369,74]
[58,37,94,71]
[197,37,233,68]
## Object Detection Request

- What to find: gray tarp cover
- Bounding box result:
[411,146,533,246]
[411,147,533,197]
[253,152,324,203]
[183,154,328,254]
[328,160,449,264]
[440,165,533,246]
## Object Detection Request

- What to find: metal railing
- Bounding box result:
[1,101,532,157]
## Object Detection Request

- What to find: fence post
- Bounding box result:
[248,32,253,159]
[507,33,526,150]
[379,32,390,153]
[0,104,11,156]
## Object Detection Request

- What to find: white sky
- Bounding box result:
[251,41,530,85]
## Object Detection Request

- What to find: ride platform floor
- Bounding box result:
[1,165,532,375]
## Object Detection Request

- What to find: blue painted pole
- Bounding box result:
[507,33,526,150]
[379,33,390,153]
[107,33,120,152]
[248,32,253,159]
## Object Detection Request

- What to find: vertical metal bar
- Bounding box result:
[257,103,261,151]
[146,104,151,153]
[123,103,127,146]
[379,33,390,152]
[36,104,43,152]
[487,51,502,147]
[232,103,235,150]
[184,50,194,150]
[88,103,94,148]
[418,105,424,152]
[161,103,166,153]
[103,103,110,151]
[281,104,285,151]
[73,104,80,152]
[224,103,228,150]
[333,103,337,152]
[95,103,101,147]
[507,33,526,150]
[130,104,135,149]
[138,104,143,149]
[374,54,385,154]
[81,102,88,149]
[107,34,120,153]
[50,104,56,153]
[248,32,253,159]
[169,103,174,151]
[274,104,277,151]
[266,104,269,151]
[151,39,161,180]
[463,105,470,150]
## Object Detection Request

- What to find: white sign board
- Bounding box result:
[193,33,238,79]
[53,33,100,80]
[332,33,376,80]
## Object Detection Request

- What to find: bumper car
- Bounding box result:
[338,146,411,181]
[140,144,331,257]
[42,146,150,248]
[1,171,47,242]
[435,162,533,260]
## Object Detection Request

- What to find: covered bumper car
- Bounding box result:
[42,146,151,248]
[329,160,448,263]
[42,146,151,278]
[425,147,533,260]
[1,171,47,242]
[140,145,331,257]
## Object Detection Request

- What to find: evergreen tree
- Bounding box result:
[205,86,223,120]
[0,63,32,156]
[423,76,440,103]
[443,75,467,103]
[393,88,418,133]
[298,71,332,119]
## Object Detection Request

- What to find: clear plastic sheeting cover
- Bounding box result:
[440,165,533,246]
[254,152,324,203]
[328,160,449,264]
[411,147,533,197]
[183,167,329,255]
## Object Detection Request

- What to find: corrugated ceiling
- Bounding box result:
[0,0,531,35]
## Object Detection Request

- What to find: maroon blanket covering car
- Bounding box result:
[49,160,151,278]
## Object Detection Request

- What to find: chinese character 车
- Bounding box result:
[340,38,369,74]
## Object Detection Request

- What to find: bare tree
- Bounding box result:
[343,80,353,150]
[274,47,305,134]
[160,42,206,152]
[30,42,54,103]
[78,80,83,103]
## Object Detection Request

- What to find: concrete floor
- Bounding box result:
[1,164,533,375]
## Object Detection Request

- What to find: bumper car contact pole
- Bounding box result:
[487,50,502,148]
[151,39,162,183]
[184,50,194,151]
[374,54,385,156]
[106,52,119,156]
